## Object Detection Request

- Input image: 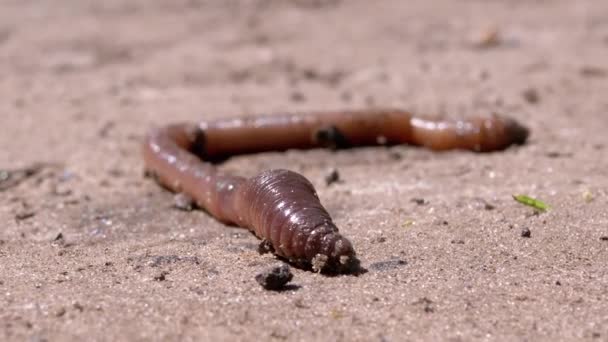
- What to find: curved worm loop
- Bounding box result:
[142,110,529,273]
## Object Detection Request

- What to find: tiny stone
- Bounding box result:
[599,236,608,241]
[555,280,561,286]
[255,264,293,290]
[521,227,531,238]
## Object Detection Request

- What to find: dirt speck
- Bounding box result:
[411,198,427,206]
[324,168,341,186]
[580,66,607,78]
[522,88,540,104]
[72,302,84,312]
[154,271,169,282]
[53,232,64,242]
[54,307,66,317]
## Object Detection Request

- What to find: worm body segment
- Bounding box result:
[142,110,529,272]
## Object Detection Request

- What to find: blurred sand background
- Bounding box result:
[1,0,607,340]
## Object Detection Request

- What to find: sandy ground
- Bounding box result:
[1,0,608,341]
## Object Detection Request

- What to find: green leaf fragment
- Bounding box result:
[512,194,550,211]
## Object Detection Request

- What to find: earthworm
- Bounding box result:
[142,110,528,273]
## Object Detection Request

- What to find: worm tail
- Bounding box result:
[409,113,529,152]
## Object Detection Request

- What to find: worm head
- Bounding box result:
[306,224,360,274]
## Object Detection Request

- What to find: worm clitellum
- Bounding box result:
[142,110,529,273]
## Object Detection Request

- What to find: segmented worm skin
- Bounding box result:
[142,110,529,273]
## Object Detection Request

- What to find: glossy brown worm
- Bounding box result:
[142,110,529,273]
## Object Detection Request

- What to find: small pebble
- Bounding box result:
[255,264,293,290]
[521,227,531,238]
